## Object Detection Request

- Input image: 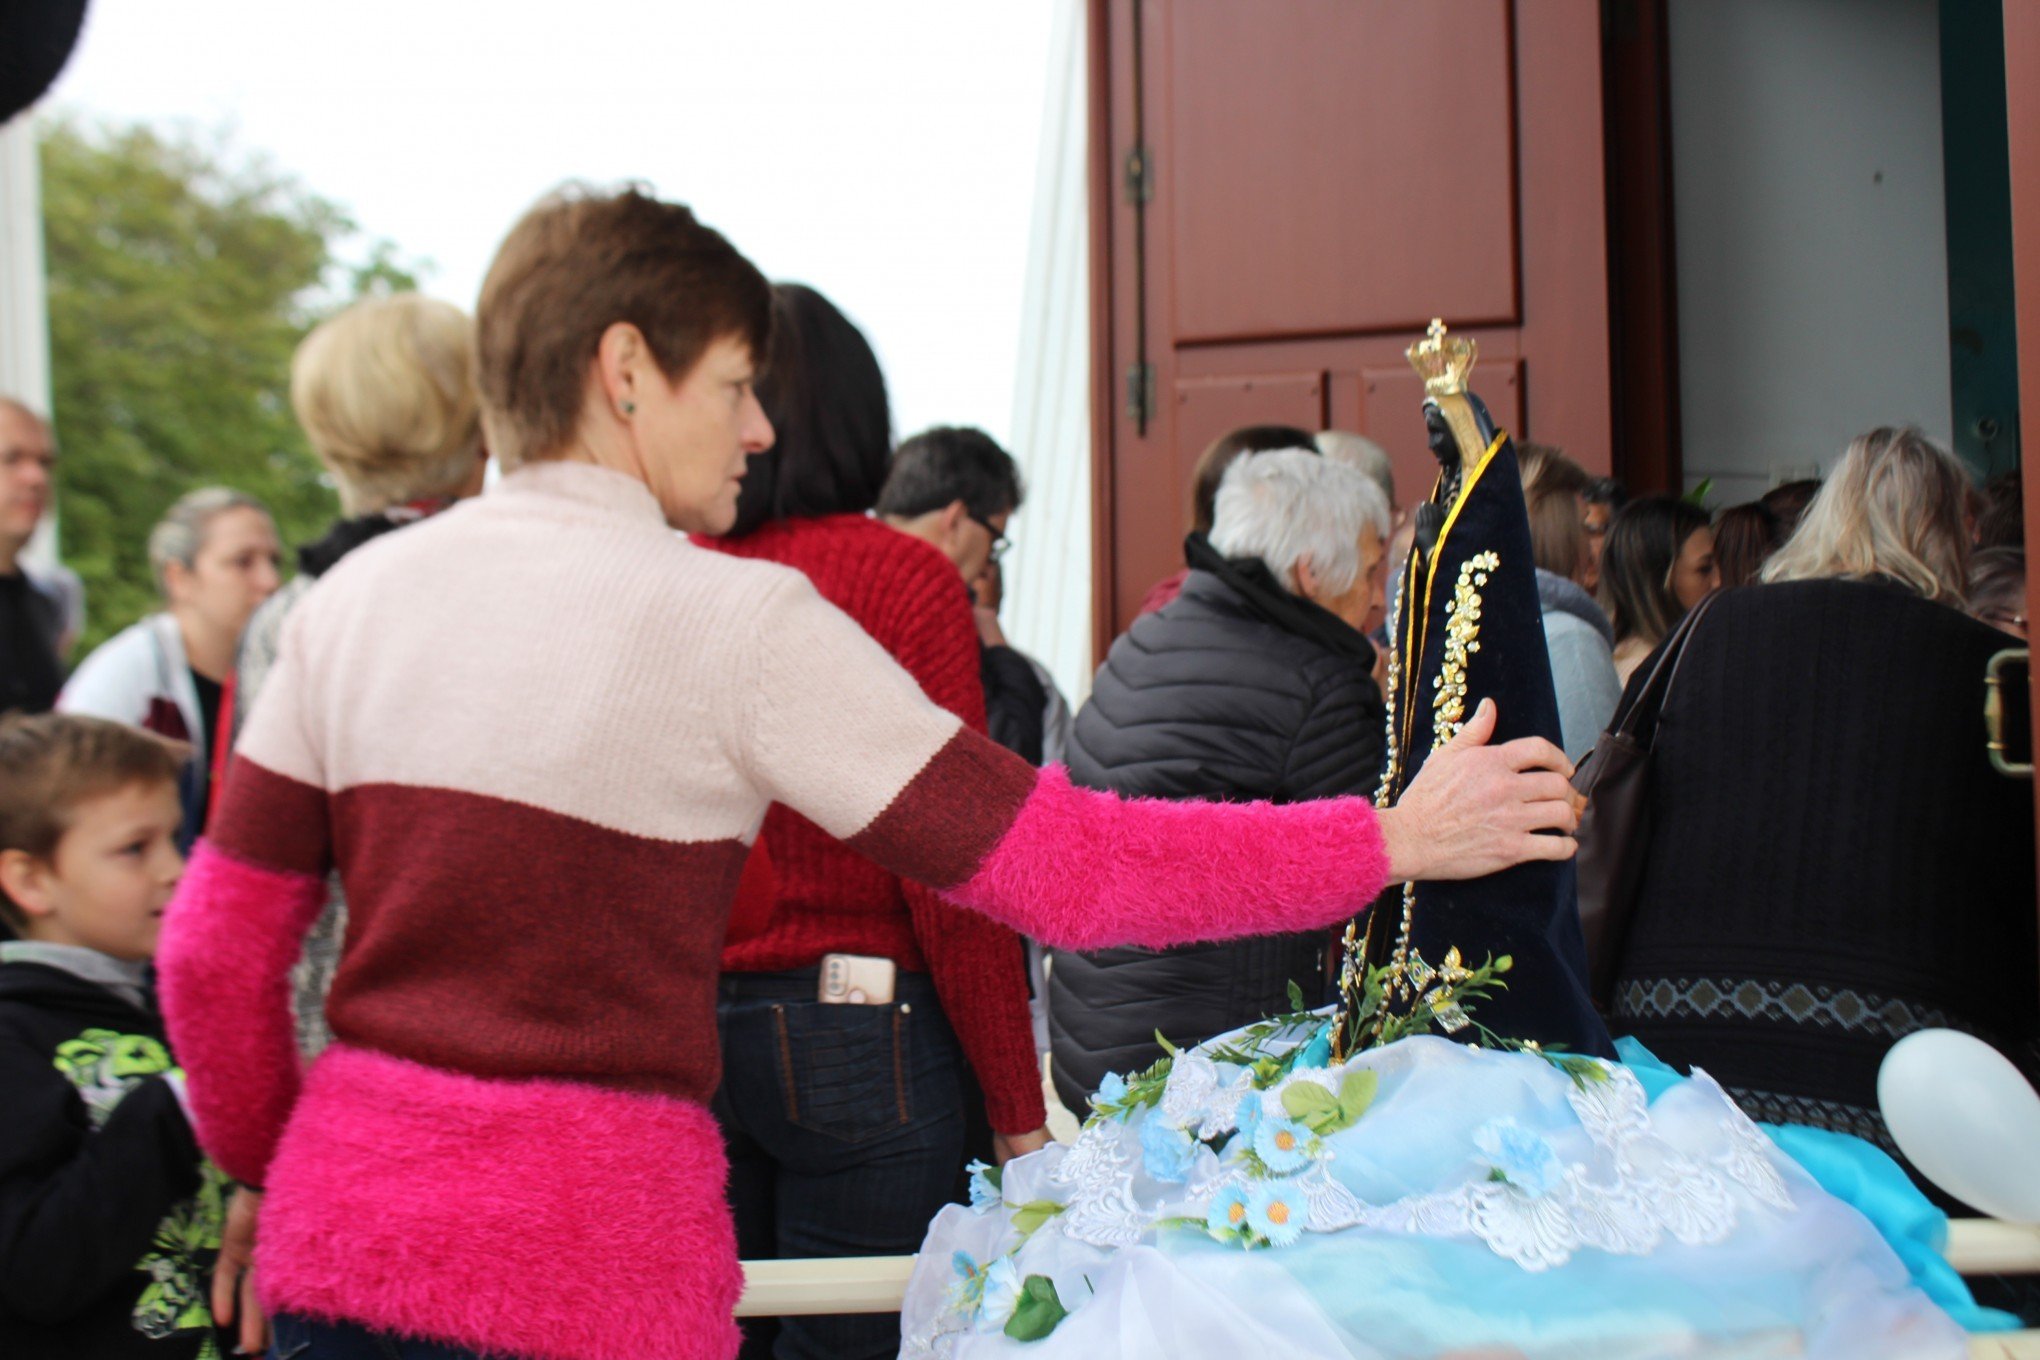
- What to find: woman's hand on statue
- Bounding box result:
[1377,698,1580,883]
[993,1127,1052,1165]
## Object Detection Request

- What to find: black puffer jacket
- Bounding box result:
[1049,535,1384,1112]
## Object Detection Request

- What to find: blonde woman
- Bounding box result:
[1760,425,1971,601]
[235,294,487,731]
[231,293,486,1060]
[1603,426,2036,1204]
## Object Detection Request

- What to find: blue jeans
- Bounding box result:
[269,1313,498,1359]
[714,968,967,1360]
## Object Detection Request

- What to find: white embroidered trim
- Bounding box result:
[1053,1121,1151,1247]
[1346,1066,1786,1271]
[1159,1053,1255,1140]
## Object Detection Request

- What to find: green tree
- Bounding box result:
[39,119,420,653]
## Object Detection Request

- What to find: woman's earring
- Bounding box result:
[620,400,637,417]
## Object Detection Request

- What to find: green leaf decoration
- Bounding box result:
[1154,1029,1181,1058]
[1004,1274,1069,1342]
[1287,979,1306,1012]
[1281,1080,1340,1131]
[1280,1068,1379,1136]
[1011,1200,1066,1239]
[1337,1069,1378,1122]
[1683,478,1714,508]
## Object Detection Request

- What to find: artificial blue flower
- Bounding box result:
[950,1251,986,1311]
[1095,1071,1129,1110]
[1140,1113,1198,1184]
[1474,1117,1564,1198]
[976,1256,1024,1332]
[1295,1023,1334,1071]
[1206,1183,1252,1237]
[1253,1114,1316,1173]
[966,1159,1001,1214]
[1246,1181,1306,1247]
[1228,1096,1262,1156]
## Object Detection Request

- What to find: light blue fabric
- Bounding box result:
[1614,1036,2018,1332]
[910,1029,1976,1357]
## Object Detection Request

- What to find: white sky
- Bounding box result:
[46,0,1057,448]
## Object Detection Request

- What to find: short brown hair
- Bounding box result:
[0,715,184,932]
[1188,424,1317,536]
[475,185,772,469]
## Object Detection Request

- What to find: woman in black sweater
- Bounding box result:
[1606,427,2037,1201]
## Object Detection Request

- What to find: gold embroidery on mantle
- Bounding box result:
[1335,549,1501,1058]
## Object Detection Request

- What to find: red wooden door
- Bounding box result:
[1089,0,1617,648]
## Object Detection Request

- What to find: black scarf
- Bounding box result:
[297,505,445,579]
[1182,532,1377,665]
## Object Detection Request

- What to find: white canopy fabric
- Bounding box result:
[1002,0,1094,707]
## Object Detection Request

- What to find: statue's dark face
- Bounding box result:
[1423,402,1457,473]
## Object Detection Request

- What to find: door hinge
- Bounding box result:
[1123,144,1154,205]
[1125,362,1156,429]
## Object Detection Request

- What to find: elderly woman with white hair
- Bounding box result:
[1050,447,1393,1110]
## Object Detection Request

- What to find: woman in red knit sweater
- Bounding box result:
[702,283,1046,1360]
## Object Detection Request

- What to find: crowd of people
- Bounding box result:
[0,180,2032,1360]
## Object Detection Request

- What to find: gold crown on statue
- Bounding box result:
[1406,318,1477,399]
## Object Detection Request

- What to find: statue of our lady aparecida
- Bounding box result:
[899,324,2000,1359]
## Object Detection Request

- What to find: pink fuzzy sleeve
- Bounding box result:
[843,726,1390,950]
[948,765,1389,951]
[158,842,328,1186]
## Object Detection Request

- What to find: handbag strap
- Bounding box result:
[1608,587,1728,749]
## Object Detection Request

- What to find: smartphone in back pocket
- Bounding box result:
[818,953,896,1005]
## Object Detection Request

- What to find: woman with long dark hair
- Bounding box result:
[704,283,1047,1360]
[1600,495,1717,685]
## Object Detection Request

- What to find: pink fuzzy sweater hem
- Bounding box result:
[257,1045,742,1360]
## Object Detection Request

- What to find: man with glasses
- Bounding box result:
[878,424,1066,1072]
[877,425,1019,592]
[878,426,1052,754]
[0,399,63,716]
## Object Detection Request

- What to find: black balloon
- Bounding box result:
[0,1,91,126]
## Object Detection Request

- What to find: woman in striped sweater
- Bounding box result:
[157,186,1580,1360]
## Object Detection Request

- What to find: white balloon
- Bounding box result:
[1878,1028,2040,1222]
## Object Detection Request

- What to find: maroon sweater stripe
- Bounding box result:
[847,726,1040,891]
[210,757,332,877]
[324,784,747,1101]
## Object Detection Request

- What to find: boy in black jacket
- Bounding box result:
[0,713,232,1359]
